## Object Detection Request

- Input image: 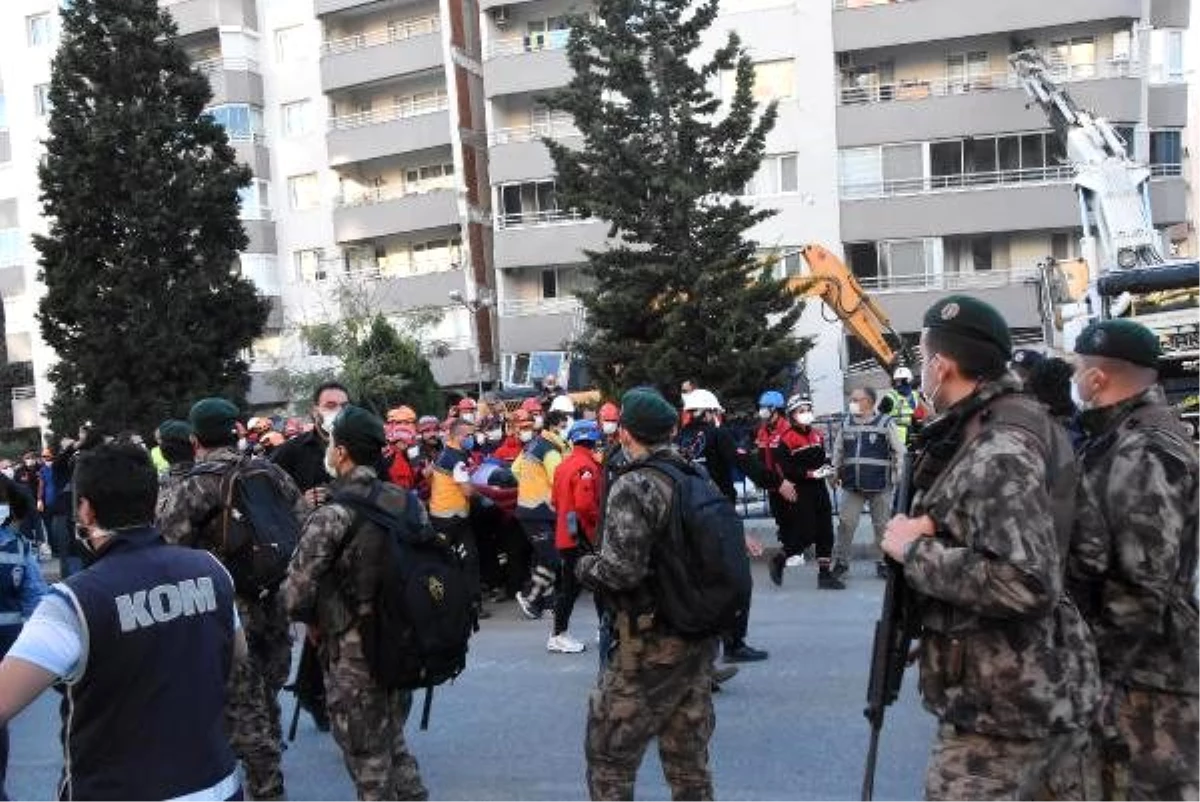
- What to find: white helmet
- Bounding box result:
[786,393,813,414]
[549,394,575,414]
[892,366,913,382]
[682,389,722,412]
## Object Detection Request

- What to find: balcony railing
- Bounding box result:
[194,57,260,75]
[11,386,36,402]
[1151,162,1184,177]
[488,29,571,59]
[500,297,581,316]
[839,61,1137,105]
[495,209,582,229]
[854,266,1041,294]
[833,0,915,8]
[322,18,441,56]
[842,164,1074,199]
[335,183,454,207]
[328,95,449,131]
[489,114,579,146]
[305,257,460,283]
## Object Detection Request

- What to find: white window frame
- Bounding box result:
[274,25,306,63]
[281,99,313,138]
[287,173,321,211]
[33,84,51,117]
[27,14,52,47]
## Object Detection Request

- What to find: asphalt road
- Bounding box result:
[7,554,936,801]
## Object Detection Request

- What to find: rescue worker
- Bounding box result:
[678,389,769,662]
[491,410,526,463]
[0,443,244,800]
[428,419,480,612]
[387,405,418,427]
[768,395,842,589]
[576,388,716,800]
[457,397,479,425]
[283,406,428,801]
[513,408,570,619]
[521,396,546,431]
[1067,319,1198,800]
[550,394,576,426]
[597,402,620,444]
[878,366,925,445]
[383,423,418,490]
[831,386,904,579]
[752,390,799,578]
[880,295,1101,800]
[548,420,602,654]
[158,398,308,801]
[272,381,351,505]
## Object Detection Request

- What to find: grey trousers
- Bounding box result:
[834,488,891,563]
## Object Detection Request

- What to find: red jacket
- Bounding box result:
[492,436,523,463]
[552,446,602,551]
[384,448,415,490]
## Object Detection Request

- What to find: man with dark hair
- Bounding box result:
[272,382,351,506]
[158,398,307,801]
[1026,357,1086,449]
[429,418,480,614]
[880,295,1100,800]
[0,443,244,800]
[283,406,428,800]
[1068,319,1198,800]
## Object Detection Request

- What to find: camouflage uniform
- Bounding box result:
[282,466,427,801]
[157,446,306,800]
[902,377,1101,801]
[1069,386,1199,800]
[154,461,193,521]
[577,446,717,801]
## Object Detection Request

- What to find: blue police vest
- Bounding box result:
[838,414,894,493]
[55,528,237,801]
[0,531,29,655]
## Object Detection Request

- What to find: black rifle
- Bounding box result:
[860,454,917,801]
[286,637,327,742]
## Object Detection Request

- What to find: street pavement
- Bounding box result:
[7,552,936,801]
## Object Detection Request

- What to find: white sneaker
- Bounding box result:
[785,554,806,568]
[547,632,586,653]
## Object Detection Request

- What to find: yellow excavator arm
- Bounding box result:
[786,244,908,373]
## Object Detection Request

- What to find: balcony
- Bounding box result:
[857,271,1043,332]
[837,63,1141,146]
[162,0,258,38]
[232,140,271,177]
[316,0,427,14]
[320,25,443,93]
[832,0,1142,52]
[489,115,581,183]
[493,211,608,269]
[498,300,578,353]
[332,187,459,242]
[327,102,451,166]
[483,31,572,98]
[840,165,1185,240]
[196,57,263,106]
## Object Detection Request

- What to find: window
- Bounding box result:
[0,229,21,267]
[238,179,271,220]
[294,249,324,282]
[744,154,799,195]
[971,237,992,271]
[541,268,558,299]
[282,99,313,137]
[275,26,307,62]
[1048,37,1096,79]
[288,173,320,211]
[1051,233,1071,260]
[1150,29,1185,83]
[206,104,265,141]
[1150,130,1182,171]
[1112,30,1132,63]
[838,147,882,197]
[33,84,51,117]
[750,60,794,103]
[760,249,801,279]
[498,180,561,225]
[28,14,52,46]
[946,51,989,91]
[0,95,7,130]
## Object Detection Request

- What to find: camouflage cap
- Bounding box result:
[922,295,1012,358]
[332,404,386,455]
[1073,319,1162,368]
[619,387,678,444]
[188,398,239,443]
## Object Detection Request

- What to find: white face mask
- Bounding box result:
[796,411,815,427]
[533,415,544,429]
[848,401,863,416]
[406,445,421,460]
[461,412,476,425]
[757,408,771,421]
[487,429,502,442]
[601,422,618,435]
[320,409,341,433]
[1071,370,1099,412]
[519,429,534,443]
[921,355,943,414]
[324,446,339,479]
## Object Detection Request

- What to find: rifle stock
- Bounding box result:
[860,454,917,801]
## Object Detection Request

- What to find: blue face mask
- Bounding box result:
[461,436,476,451]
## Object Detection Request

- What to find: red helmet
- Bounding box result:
[510,409,534,429]
[598,402,620,422]
[457,397,478,412]
[520,397,543,414]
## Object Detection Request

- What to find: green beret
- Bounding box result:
[619,388,678,444]
[332,405,386,455]
[156,419,192,443]
[188,398,239,443]
[923,295,1012,358]
[1074,319,1161,368]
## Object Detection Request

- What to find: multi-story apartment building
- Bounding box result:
[831,0,1192,382]
[0,0,1192,429]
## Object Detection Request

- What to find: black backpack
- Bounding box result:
[638,458,752,638]
[332,482,474,729]
[193,458,300,600]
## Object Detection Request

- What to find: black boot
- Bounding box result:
[832,560,850,578]
[817,560,845,590]
[768,551,785,586]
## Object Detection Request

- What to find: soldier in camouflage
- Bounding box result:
[576,388,716,801]
[1067,319,1199,801]
[153,419,193,520]
[157,398,307,801]
[881,296,1101,801]
[283,405,427,801]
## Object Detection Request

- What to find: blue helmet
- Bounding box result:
[757,390,786,410]
[567,419,601,444]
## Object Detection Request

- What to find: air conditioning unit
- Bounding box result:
[493,6,510,28]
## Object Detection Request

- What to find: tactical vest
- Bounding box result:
[885,388,918,444]
[56,529,237,801]
[0,531,29,655]
[838,414,893,493]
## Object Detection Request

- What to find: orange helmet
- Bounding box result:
[387,405,417,425]
[510,409,534,429]
[598,402,620,422]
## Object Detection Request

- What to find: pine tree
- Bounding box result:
[542,0,809,408]
[35,0,267,436]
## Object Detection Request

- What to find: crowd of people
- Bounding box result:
[0,292,1190,801]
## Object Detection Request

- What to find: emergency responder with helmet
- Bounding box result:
[878,366,926,446]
